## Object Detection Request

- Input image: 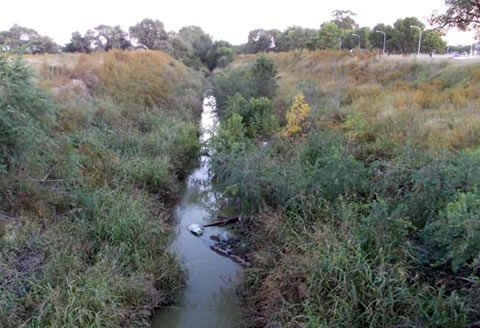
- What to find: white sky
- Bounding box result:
[0,0,476,46]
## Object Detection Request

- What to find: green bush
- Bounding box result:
[213,55,278,116]
[249,55,278,99]
[423,189,480,272]
[212,69,253,114]
[0,55,55,171]
[212,131,368,215]
[213,113,248,154]
[223,94,279,138]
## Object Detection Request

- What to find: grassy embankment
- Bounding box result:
[0,50,204,327]
[211,50,480,327]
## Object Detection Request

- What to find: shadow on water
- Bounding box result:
[151,96,243,328]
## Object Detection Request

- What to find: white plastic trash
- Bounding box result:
[188,224,204,236]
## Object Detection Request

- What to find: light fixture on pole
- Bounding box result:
[352,33,361,49]
[375,30,386,55]
[410,25,422,55]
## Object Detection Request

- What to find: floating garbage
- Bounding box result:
[188,224,204,236]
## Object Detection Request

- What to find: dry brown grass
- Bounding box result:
[26,50,186,107]
[228,50,480,152]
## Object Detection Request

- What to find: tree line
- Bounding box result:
[1,0,478,63]
[0,19,233,70]
[240,12,448,54]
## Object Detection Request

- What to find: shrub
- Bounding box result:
[0,55,55,171]
[223,94,278,138]
[213,55,279,115]
[212,68,253,114]
[282,92,311,137]
[423,189,480,273]
[212,131,368,215]
[213,113,247,154]
[249,55,278,99]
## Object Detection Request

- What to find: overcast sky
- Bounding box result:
[0,0,476,46]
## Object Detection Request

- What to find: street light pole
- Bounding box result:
[410,25,422,55]
[352,33,361,49]
[376,30,386,55]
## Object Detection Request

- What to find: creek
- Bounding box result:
[151,95,243,328]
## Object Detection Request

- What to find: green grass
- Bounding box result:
[211,51,480,327]
[0,51,204,327]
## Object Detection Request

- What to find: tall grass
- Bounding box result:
[0,50,204,327]
[223,50,480,154]
[211,50,480,327]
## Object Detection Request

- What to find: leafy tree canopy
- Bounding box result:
[0,24,60,53]
[129,18,168,50]
[430,0,480,40]
[331,10,359,30]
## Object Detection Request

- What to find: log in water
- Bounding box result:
[151,96,243,328]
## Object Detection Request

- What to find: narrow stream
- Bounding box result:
[151,95,243,328]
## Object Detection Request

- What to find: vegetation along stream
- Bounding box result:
[151,95,243,328]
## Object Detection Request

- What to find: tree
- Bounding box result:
[29,36,60,54]
[178,26,213,62]
[430,0,480,40]
[275,26,318,51]
[312,22,342,49]
[342,28,372,50]
[245,29,277,53]
[168,34,191,60]
[0,31,11,51]
[422,29,448,53]
[447,44,472,53]
[91,25,131,51]
[391,17,425,54]
[64,31,93,53]
[340,30,356,49]
[129,18,168,50]
[206,40,233,70]
[0,25,59,53]
[331,10,359,30]
[250,55,278,99]
[369,24,395,53]
[354,27,372,49]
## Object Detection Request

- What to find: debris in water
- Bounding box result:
[210,234,220,242]
[188,224,204,236]
[210,245,230,257]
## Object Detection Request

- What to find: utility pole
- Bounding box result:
[410,25,422,55]
[352,33,361,49]
[376,30,386,55]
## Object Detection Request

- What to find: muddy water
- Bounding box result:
[151,96,243,328]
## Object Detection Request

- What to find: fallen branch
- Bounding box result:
[210,245,251,267]
[203,215,241,228]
